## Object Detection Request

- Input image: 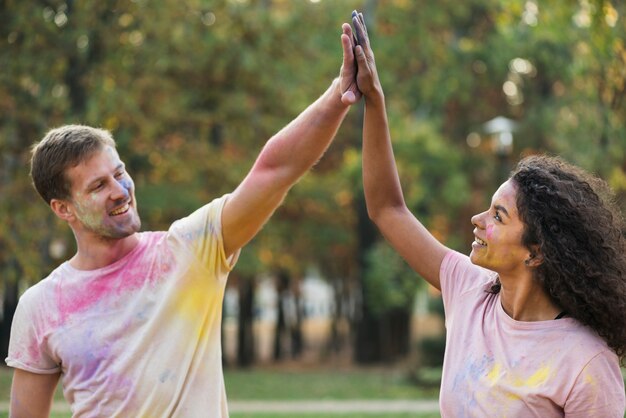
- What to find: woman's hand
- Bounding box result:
[352,11,382,100]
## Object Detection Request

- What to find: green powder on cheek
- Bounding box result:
[74,198,106,232]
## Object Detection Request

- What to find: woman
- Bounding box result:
[346,12,626,417]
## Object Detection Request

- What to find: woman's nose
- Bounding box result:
[471,211,485,228]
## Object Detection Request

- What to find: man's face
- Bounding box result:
[65,146,141,240]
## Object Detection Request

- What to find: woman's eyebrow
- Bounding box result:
[494,204,510,218]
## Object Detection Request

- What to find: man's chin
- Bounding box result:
[101,220,141,240]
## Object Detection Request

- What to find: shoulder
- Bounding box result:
[138,230,168,248]
[547,320,622,388]
[18,264,68,305]
[562,320,615,355]
[169,195,231,233]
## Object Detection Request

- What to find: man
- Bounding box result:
[6,24,362,417]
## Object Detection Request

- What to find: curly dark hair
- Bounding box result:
[490,155,626,362]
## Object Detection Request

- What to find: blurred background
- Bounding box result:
[1,0,625,415]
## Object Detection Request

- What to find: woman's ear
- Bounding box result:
[525,245,544,268]
[50,199,75,222]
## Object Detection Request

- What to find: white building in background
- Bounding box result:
[300,270,334,320]
[255,276,278,323]
[222,270,336,363]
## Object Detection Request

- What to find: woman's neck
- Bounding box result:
[498,272,562,321]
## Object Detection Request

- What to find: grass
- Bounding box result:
[224,367,439,400]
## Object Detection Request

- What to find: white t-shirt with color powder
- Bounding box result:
[439,250,625,418]
[6,195,239,417]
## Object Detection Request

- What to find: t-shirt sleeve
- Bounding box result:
[439,250,495,318]
[563,350,626,418]
[168,194,240,277]
[5,288,60,374]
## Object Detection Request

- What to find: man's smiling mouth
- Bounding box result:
[109,202,130,216]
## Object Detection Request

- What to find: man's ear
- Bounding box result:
[525,245,544,268]
[50,198,75,222]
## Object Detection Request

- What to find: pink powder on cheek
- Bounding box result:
[486,224,494,240]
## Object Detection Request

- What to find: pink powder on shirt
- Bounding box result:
[55,236,174,322]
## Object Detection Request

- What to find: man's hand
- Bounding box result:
[339,23,361,105]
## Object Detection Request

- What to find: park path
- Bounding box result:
[229,400,440,413]
[0,399,441,414]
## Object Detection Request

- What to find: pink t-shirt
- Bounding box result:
[439,250,625,418]
[6,195,239,417]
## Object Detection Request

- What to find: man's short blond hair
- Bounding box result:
[30,125,116,204]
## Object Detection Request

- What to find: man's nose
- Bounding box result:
[111,178,130,200]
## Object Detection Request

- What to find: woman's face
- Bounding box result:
[470,179,532,275]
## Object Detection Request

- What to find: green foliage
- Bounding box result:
[363,241,421,316]
[417,336,446,367]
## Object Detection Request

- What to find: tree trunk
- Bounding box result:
[273,271,288,361]
[354,305,382,363]
[379,307,411,362]
[0,261,20,360]
[353,190,382,363]
[237,276,255,367]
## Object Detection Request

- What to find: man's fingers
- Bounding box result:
[340,33,355,69]
[342,23,352,39]
[341,23,356,50]
[341,90,357,105]
[341,33,352,55]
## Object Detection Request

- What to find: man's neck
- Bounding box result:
[69,233,140,271]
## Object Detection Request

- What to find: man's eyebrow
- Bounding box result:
[494,204,510,218]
